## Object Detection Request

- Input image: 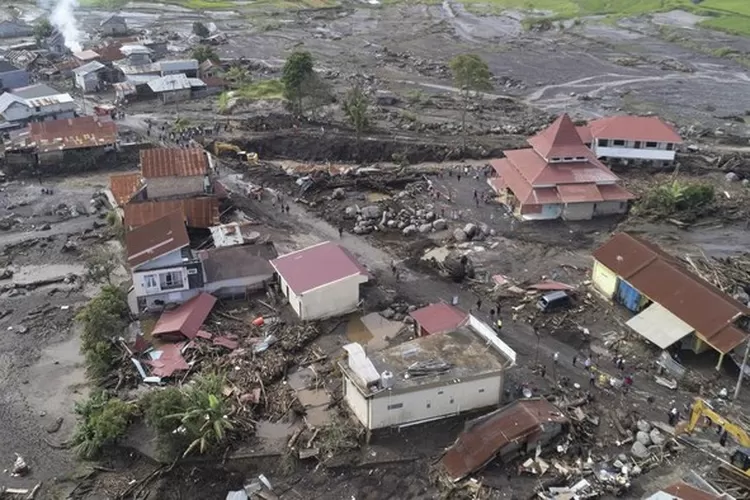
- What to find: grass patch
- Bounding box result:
[237,79,285,100]
[710,46,738,57]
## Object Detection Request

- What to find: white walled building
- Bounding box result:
[582,115,682,163]
[340,315,517,430]
[270,241,369,321]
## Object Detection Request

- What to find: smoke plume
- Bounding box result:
[50,0,83,52]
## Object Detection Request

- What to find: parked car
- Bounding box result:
[537,291,572,312]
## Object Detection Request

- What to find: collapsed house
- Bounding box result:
[270,241,370,321]
[488,114,635,221]
[592,233,750,369]
[441,398,569,482]
[409,302,468,336]
[339,314,516,430]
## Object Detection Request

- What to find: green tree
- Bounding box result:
[84,246,120,285]
[77,285,130,381]
[33,18,52,44]
[342,84,370,144]
[192,45,217,64]
[72,391,138,459]
[192,21,210,38]
[224,66,251,88]
[449,54,493,149]
[281,50,315,115]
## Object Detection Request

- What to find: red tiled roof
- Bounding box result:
[589,115,683,144]
[26,116,117,153]
[152,293,217,340]
[140,147,208,178]
[576,125,592,144]
[593,233,748,353]
[504,148,619,185]
[125,211,189,268]
[442,399,568,482]
[124,197,219,228]
[662,482,721,500]
[409,303,468,336]
[270,241,369,295]
[557,183,603,203]
[527,114,591,159]
[598,183,637,201]
[110,172,143,205]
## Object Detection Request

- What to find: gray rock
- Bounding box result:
[344,206,357,218]
[418,223,432,234]
[402,225,417,236]
[726,172,740,183]
[734,290,750,305]
[617,453,628,462]
[403,316,415,324]
[636,419,651,433]
[361,205,382,219]
[649,429,665,446]
[380,308,395,319]
[353,224,372,235]
[38,223,51,231]
[463,223,477,238]
[478,223,490,235]
[387,220,398,228]
[636,431,651,446]
[0,268,13,280]
[15,325,28,334]
[424,211,435,221]
[453,228,468,242]
[332,188,346,200]
[432,219,448,230]
[630,441,650,459]
[743,179,750,186]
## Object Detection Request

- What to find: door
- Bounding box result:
[616,279,642,312]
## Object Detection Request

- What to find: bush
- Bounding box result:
[72,391,138,459]
[140,387,191,459]
[635,180,715,220]
[77,286,130,381]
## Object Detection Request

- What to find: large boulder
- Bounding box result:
[344,206,357,219]
[361,205,383,219]
[402,225,417,236]
[332,187,346,200]
[453,228,468,242]
[636,420,651,433]
[631,441,650,459]
[649,429,665,446]
[432,219,447,230]
[636,431,651,446]
[463,223,477,238]
[418,223,432,234]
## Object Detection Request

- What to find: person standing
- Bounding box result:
[338,226,343,238]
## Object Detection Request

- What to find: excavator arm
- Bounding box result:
[685,398,750,448]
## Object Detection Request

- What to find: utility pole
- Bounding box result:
[734,339,750,400]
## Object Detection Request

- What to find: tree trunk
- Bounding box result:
[461,92,468,151]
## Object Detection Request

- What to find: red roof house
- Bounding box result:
[584,115,682,163]
[409,302,468,336]
[489,114,634,221]
[270,241,369,321]
[151,292,217,341]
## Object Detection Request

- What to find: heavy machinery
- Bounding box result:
[677,398,750,493]
[212,142,258,165]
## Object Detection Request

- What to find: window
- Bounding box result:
[144,274,157,289]
[634,141,641,149]
[613,140,625,146]
[550,157,561,162]
[187,268,198,275]
[563,157,573,161]
[478,389,485,393]
[666,143,674,151]
[426,403,431,408]
[387,403,403,410]
[645,141,658,148]
[574,156,587,161]
[438,390,444,395]
[597,139,609,147]
[160,270,183,290]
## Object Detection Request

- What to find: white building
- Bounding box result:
[582,115,683,163]
[340,315,516,430]
[73,61,106,93]
[0,84,76,130]
[270,241,369,321]
[160,59,199,77]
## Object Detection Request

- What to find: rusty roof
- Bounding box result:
[661,482,721,500]
[527,114,592,160]
[593,233,748,353]
[270,241,369,294]
[442,398,568,482]
[152,293,217,340]
[110,172,143,206]
[589,115,683,144]
[124,197,219,229]
[140,147,208,178]
[23,116,117,153]
[125,211,189,268]
[409,302,468,335]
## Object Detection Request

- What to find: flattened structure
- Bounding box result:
[151,292,217,340]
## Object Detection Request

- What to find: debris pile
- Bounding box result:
[682,252,750,299]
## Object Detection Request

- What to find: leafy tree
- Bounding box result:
[298,73,332,117]
[192,45,217,64]
[192,21,210,38]
[33,18,53,44]
[449,54,493,148]
[224,66,251,88]
[173,117,191,132]
[140,387,191,458]
[281,50,315,115]
[72,391,138,459]
[342,84,370,144]
[77,285,129,380]
[84,246,120,285]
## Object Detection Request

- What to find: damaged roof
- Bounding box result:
[198,243,277,283]
[442,398,569,482]
[12,115,117,153]
[271,241,369,295]
[125,211,189,268]
[140,147,208,178]
[73,60,105,75]
[409,302,468,335]
[124,197,219,229]
[152,293,217,340]
[110,172,143,206]
[594,233,749,353]
[147,73,191,92]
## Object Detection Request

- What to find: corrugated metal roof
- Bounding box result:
[73,49,100,61]
[441,398,568,482]
[198,243,277,282]
[125,211,189,268]
[270,241,369,294]
[409,302,468,335]
[147,73,191,92]
[121,44,151,55]
[626,302,694,349]
[589,116,683,144]
[124,197,219,229]
[557,183,603,203]
[152,293,217,340]
[159,59,198,73]
[110,172,142,205]
[22,115,117,153]
[594,233,749,353]
[140,147,207,178]
[73,60,105,76]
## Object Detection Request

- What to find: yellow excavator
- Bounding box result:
[212,142,259,165]
[677,398,750,489]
